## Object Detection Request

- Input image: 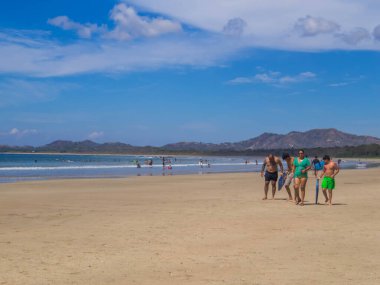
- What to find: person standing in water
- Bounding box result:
[260,154,284,200]
[319,155,340,206]
[282,153,294,202]
[293,149,311,206]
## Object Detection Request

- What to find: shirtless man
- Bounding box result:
[319,155,340,206]
[282,153,294,201]
[260,154,284,200]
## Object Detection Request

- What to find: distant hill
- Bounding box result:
[163,128,380,151]
[237,128,380,150]
[35,140,160,154]
[1,128,379,156]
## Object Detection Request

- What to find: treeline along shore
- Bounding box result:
[1,143,380,158]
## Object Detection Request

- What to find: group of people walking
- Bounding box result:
[260,149,340,206]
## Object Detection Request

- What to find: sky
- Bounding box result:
[0,0,379,146]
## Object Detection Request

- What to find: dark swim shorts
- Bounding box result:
[265,171,278,182]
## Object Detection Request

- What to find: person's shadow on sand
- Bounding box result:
[302,202,347,206]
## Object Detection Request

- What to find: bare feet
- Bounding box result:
[299,202,304,206]
[262,197,268,200]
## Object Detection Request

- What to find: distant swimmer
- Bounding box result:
[319,155,340,206]
[293,149,311,206]
[282,153,294,201]
[260,154,284,200]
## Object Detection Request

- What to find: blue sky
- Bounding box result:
[0,0,379,146]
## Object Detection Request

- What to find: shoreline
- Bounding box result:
[2,152,380,160]
[1,162,379,185]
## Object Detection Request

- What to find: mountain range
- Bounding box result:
[162,128,380,151]
[1,128,380,154]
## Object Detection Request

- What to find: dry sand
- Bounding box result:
[0,169,379,285]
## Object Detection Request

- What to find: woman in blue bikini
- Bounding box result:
[293,149,311,205]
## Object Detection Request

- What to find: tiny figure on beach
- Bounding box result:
[136,160,141,168]
[255,160,258,165]
[293,149,311,206]
[260,154,284,200]
[319,155,340,206]
[282,153,294,201]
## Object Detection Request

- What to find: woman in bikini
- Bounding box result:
[293,149,311,206]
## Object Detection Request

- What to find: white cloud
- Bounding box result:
[223,18,246,36]
[1,2,380,79]
[88,131,104,140]
[106,3,182,40]
[336,27,371,45]
[329,82,349,87]
[128,0,380,50]
[48,16,105,39]
[4,128,38,137]
[0,31,241,77]
[294,15,340,37]
[374,25,380,41]
[48,4,182,41]
[227,71,316,85]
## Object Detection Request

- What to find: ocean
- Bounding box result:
[0,153,370,183]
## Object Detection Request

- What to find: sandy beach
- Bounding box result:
[1,169,379,285]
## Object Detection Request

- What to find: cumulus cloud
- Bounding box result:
[126,0,380,51]
[48,4,182,41]
[336,27,371,45]
[106,3,182,40]
[223,18,246,36]
[88,131,104,140]
[1,2,380,79]
[294,15,340,37]
[227,71,316,85]
[48,16,105,39]
[372,25,380,41]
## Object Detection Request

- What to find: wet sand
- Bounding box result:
[0,169,379,284]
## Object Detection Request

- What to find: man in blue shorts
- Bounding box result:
[260,154,284,200]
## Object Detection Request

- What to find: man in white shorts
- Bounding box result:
[282,153,294,201]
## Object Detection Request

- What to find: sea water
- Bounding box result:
[0,153,370,183]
